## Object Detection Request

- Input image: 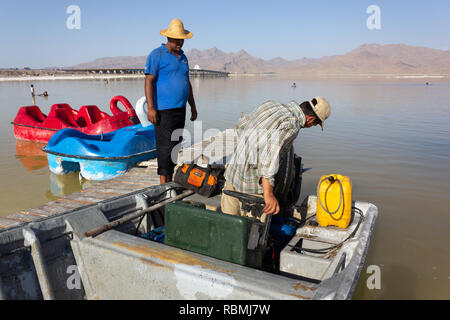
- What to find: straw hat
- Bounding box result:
[160,18,193,39]
[309,97,331,130]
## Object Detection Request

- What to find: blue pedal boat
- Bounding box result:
[42,124,157,180]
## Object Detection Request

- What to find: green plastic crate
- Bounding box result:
[165,201,264,268]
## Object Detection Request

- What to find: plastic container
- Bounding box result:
[165,201,265,268]
[316,174,352,229]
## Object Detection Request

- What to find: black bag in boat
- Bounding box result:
[174,160,223,197]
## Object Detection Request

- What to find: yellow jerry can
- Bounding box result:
[316,174,352,229]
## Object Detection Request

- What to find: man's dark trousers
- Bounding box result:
[154,107,186,176]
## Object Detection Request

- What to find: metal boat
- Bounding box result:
[0,148,377,300]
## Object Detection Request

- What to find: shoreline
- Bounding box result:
[0,74,145,82]
[1,73,449,83]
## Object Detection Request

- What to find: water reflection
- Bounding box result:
[14,140,91,198]
[15,140,47,171]
[46,172,91,198]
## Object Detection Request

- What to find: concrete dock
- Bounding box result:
[0,161,160,230]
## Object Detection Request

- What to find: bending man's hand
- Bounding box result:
[261,178,280,215]
[263,192,280,215]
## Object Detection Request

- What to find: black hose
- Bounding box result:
[317,175,345,221]
[274,207,365,255]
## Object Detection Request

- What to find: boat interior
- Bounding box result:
[73,105,108,127]
[21,105,47,123]
[47,104,109,128]
[19,104,109,128]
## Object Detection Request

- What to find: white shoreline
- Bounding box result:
[1,73,449,82]
[0,74,145,82]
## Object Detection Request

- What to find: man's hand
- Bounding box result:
[263,192,280,215]
[147,106,157,124]
[144,74,157,124]
[261,177,280,215]
[188,80,197,121]
[190,106,198,121]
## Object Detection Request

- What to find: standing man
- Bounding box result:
[221,98,331,221]
[145,18,198,184]
[30,84,36,104]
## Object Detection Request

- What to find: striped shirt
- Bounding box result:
[225,100,305,194]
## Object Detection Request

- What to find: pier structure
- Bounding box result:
[68,68,145,75]
[67,68,229,77]
[188,69,229,77]
[0,68,230,78]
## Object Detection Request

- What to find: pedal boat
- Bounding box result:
[12,96,139,143]
[42,124,157,180]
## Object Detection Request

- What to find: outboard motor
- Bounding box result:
[273,145,303,215]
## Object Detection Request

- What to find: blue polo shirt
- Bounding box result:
[145,44,190,110]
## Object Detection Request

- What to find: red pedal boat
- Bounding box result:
[12,95,139,142]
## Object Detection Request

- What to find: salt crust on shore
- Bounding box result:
[0,74,145,82]
[1,74,449,82]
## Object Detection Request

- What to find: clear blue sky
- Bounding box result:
[1,0,449,68]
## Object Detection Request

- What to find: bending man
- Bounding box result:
[221,98,330,221]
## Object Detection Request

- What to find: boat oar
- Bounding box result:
[84,189,194,238]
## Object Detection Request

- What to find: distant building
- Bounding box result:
[194,64,201,70]
[24,67,31,70]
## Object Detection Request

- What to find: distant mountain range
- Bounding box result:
[69,44,450,74]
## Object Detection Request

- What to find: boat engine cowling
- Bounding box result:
[274,146,303,216]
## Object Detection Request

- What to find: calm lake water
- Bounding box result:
[1,77,449,299]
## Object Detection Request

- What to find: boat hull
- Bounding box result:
[43,124,157,180]
[47,151,157,180]
[0,182,378,300]
[13,124,59,143]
